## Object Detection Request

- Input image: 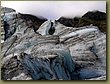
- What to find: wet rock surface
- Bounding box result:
[1,7,106,80]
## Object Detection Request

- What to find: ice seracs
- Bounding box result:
[1,7,106,80]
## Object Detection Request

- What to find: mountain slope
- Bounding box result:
[57,10,106,33]
[1,7,106,80]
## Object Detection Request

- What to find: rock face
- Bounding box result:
[1,7,106,80]
[57,17,80,27]
[82,10,106,21]
[18,13,47,33]
[57,10,106,33]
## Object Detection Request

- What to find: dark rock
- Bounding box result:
[57,17,80,27]
[57,10,106,33]
[18,13,47,33]
[82,10,106,21]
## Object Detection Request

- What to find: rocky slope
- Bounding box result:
[1,7,106,80]
[57,10,106,33]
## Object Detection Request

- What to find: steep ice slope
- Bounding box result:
[1,7,106,80]
[38,20,106,80]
